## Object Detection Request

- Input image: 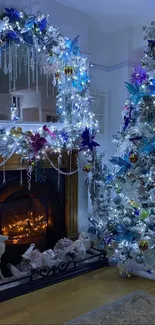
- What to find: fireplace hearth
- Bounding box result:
[0,152,108,302]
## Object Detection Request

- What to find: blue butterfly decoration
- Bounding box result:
[110,155,131,177]
[38,17,47,32]
[22,30,33,45]
[123,105,134,131]
[59,131,69,142]
[25,18,35,30]
[66,35,80,56]
[105,173,114,184]
[72,80,83,92]
[115,225,138,243]
[6,31,20,43]
[72,71,89,91]
[5,7,21,22]
[125,82,145,105]
[80,128,100,151]
[140,136,155,155]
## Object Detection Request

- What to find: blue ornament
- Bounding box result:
[150,78,155,85]
[134,209,140,216]
[149,84,155,94]
[109,256,118,267]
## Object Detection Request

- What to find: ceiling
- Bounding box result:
[53,0,155,32]
[0,0,155,32]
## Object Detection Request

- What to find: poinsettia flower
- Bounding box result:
[80,128,99,151]
[131,64,147,86]
[28,132,47,155]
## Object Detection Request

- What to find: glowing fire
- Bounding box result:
[2,213,47,240]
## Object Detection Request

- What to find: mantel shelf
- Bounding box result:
[0,150,78,171]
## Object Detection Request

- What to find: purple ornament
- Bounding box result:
[131,64,147,86]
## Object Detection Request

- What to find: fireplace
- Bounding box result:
[0,152,78,274]
[0,152,108,302]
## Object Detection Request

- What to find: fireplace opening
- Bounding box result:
[1,194,47,245]
[0,169,66,275]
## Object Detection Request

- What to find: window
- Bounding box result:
[11,96,20,109]
[91,90,106,134]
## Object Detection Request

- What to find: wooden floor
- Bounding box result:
[1,267,155,324]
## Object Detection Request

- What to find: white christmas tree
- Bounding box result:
[88,21,155,280]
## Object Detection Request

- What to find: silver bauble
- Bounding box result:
[131,109,139,119]
[136,254,145,264]
[122,217,132,227]
[113,195,122,205]
[108,256,118,267]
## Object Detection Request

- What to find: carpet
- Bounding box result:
[65,290,155,324]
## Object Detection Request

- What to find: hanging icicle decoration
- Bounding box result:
[4,43,7,75]
[0,48,2,68]
[20,160,23,186]
[57,154,62,190]
[15,44,18,80]
[71,85,75,124]
[10,103,19,121]
[27,165,32,191]
[3,164,6,184]
[24,51,27,76]
[13,46,16,92]
[46,72,48,98]
[18,55,22,78]
[31,48,35,84]
[27,47,30,90]
[8,41,12,92]
[36,52,39,92]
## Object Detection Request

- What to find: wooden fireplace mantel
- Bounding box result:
[0,150,79,240]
